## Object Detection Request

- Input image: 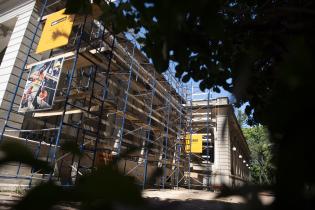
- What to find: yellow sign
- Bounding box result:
[36,9,74,54]
[185,134,203,153]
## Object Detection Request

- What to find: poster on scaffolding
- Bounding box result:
[36,9,75,54]
[19,56,64,112]
[185,134,203,153]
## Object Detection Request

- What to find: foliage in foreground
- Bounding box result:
[2,0,315,209]
[0,141,144,210]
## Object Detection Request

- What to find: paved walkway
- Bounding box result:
[0,189,274,210]
[143,189,274,210]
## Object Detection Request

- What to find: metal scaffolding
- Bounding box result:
[183,84,215,189]
[0,0,216,191]
[0,0,183,189]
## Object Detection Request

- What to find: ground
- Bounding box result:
[0,189,274,210]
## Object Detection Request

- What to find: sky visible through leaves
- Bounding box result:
[124,31,248,117]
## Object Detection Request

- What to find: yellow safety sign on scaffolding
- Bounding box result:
[185,134,203,153]
[36,9,74,54]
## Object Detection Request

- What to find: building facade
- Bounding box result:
[186,98,250,190]
[0,0,250,191]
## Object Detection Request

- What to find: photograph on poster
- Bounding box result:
[19,57,64,112]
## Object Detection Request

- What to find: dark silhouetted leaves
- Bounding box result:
[61,140,83,158]
[76,166,144,210]
[182,74,190,83]
[0,141,52,173]
[0,142,144,210]
[8,1,315,209]
[146,167,163,186]
[14,181,66,210]
[65,0,92,15]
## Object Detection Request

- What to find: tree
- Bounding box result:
[237,110,275,185]
[243,126,275,185]
[64,1,315,209]
[236,109,247,128]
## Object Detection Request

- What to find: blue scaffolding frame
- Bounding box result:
[0,0,217,191]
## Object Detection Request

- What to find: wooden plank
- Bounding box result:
[3,134,57,147]
[25,45,109,70]
[33,105,99,117]
[126,92,165,121]
[25,51,76,69]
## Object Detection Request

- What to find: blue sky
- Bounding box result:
[187,79,248,116]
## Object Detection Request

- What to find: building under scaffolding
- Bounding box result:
[0,0,250,191]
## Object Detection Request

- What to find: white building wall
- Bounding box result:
[212,115,231,187]
[0,0,40,133]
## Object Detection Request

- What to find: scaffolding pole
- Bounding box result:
[0,1,189,189]
[0,0,48,142]
[142,71,157,189]
[49,15,88,180]
[205,90,211,190]
[174,83,184,189]
[187,82,193,189]
[113,41,136,157]
[161,70,171,189]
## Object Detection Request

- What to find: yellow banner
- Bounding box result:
[36,9,74,54]
[185,134,203,153]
